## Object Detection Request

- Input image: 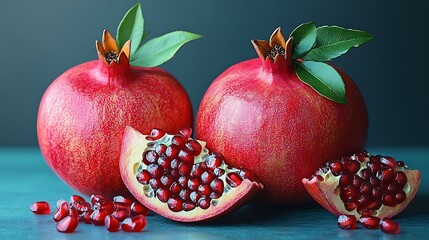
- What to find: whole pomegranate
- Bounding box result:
[37,4,201,198]
[196,24,373,204]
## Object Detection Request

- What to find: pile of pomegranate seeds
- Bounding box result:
[136,128,254,212]
[31,195,148,233]
[337,214,400,234]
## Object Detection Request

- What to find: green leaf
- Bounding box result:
[131,31,202,67]
[295,61,346,104]
[290,22,317,59]
[303,26,374,61]
[116,3,144,55]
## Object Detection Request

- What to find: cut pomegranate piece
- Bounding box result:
[56,215,79,233]
[380,218,400,234]
[302,151,420,219]
[121,215,147,232]
[337,215,357,230]
[30,201,51,214]
[119,126,264,222]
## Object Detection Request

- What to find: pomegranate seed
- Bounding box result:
[130,202,149,216]
[190,191,202,203]
[382,193,396,206]
[340,157,350,170]
[157,156,171,170]
[339,172,353,187]
[179,127,192,139]
[396,161,405,167]
[201,171,215,184]
[198,197,211,209]
[167,198,183,212]
[188,178,201,191]
[178,176,189,187]
[395,190,406,204]
[148,128,165,140]
[122,215,147,232]
[205,154,223,169]
[372,187,384,199]
[182,202,196,211]
[210,192,221,199]
[387,183,400,192]
[342,185,359,201]
[143,150,158,165]
[376,168,394,183]
[172,135,186,146]
[30,201,51,214]
[357,194,371,207]
[192,163,206,177]
[93,197,114,214]
[359,181,372,195]
[166,145,180,159]
[136,170,151,184]
[379,156,397,169]
[178,162,192,176]
[113,196,133,205]
[185,139,202,156]
[147,164,164,178]
[112,208,130,222]
[56,215,79,233]
[70,200,91,213]
[178,150,194,164]
[359,216,380,229]
[155,144,167,155]
[380,218,400,234]
[56,199,67,208]
[337,215,357,230]
[160,175,174,187]
[179,189,192,201]
[360,169,372,181]
[213,168,225,177]
[170,159,179,169]
[352,176,363,188]
[53,202,69,222]
[90,209,109,226]
[348,160,361,174]
[81,210,93,224]
[367,161,382,173]
[156,187,171,203]
[198,184,212,196]
[69,195,86,203]
[369,176,381,187]
[239,168,254,181]
[149,178,163,190]
[329,160,343,176]
[210,179,225,194]
[367,199,382,210]
[226,172,243,187]
[394,171,407,187]
[170,182,183,195]
[104,215,120,232]
[344,201,357,211]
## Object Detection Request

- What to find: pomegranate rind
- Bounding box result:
[119,126,263,222]
[302,168,420,219]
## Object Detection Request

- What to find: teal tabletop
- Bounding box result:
[0,147,427,239]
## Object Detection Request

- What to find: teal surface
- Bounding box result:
[0,147,427,239]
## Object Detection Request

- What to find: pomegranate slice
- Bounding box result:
[302,151,420,219]
[119,126,264,222]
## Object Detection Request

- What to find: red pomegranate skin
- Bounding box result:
[37,59,192,198]
[196,57,368,204]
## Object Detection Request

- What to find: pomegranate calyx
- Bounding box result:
[96,30,130,65]
[252,27,293,63]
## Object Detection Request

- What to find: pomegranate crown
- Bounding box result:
[95,3,201,67]
[251,23,374,104]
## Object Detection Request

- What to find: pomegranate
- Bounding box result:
[37,12,198,197]
[302,151,420,219]
[196,25,371,204]
[119,126,263,222]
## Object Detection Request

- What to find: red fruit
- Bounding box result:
[380,218,400,234]
[56,215,79,233]
[121,215,147,232]
[30,201,51,214]
[119,127,263,222]
[37,30,193,198]
[302,151,420,219]
[195,28,368,204]
[337,215,357,230]
[105,215,121,232]
[53,202,70,222]
[359,215,380,229]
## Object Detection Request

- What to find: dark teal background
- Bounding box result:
[0,0,427,147]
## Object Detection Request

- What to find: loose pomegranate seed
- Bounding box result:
[226,172,243,187]
[30,201,51,214]
[130,202,149,216]
[178,162,192,176]
[198,197,210,209]
[136,170,152,184]
[143,150,158,165]
[70,200,91,214]
[93,197,115,214]
[201,171,215,184]
[205,154,223,169]
[70,195,86,203]
[105,215,121,232]
[210,179,224,194]
[182,202,196,211]
[179,127,192,139]
[167,198,183,212]
[156,187,171,203]
[379,156,397,169]
[56,215,79,233]
[329,161,343,176]
[81,210,93,224]
[337,215,357,230]
[380,218,400,234]
[112,208,130,222]
[185,139,202,156]
[56,199,67,208]
[89,209,108,226]
[166,145,180,159]
[172,135,186,146]
[53,202,69,222]
[359,216,380,229]
[147,128,165,140]
[154,144,167,155]
[122,215,147,232]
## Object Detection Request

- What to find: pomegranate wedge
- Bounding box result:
[119,126,263,222]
